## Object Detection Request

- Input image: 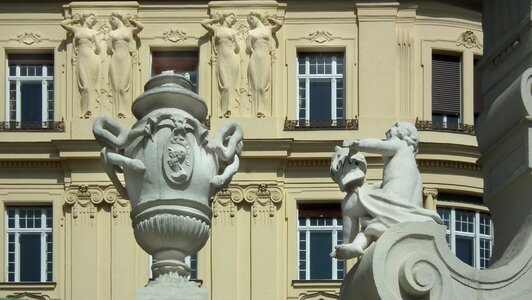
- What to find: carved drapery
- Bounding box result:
[456,30,482,49]
[162,29,189,42]
[64,185,130,221]
[17,32,42,45]
[300,291,339,300]
[212,184,283,221]
[6,292,50,300]
[306,30,334,43]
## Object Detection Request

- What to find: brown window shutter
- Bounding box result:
[432,54,461,115]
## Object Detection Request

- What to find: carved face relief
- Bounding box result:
[163,117,194,185]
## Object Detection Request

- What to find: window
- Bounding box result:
[296,53,344,127]
[5,207,53,282]
[297,204,344,280]
[151,51,199,91]
[6,54,54,129]
[432,53,461,130]
[437,206,493,270]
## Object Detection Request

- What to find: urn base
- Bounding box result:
[137,273,208,300]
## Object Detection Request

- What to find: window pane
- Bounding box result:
[309,79,332,121]
[309,231,333,279]
[151,51,199,91]
[20,82,43,123]
[455,236,474,266]
[20,234,42,281]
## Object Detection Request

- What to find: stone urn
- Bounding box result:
[93,71,243,298]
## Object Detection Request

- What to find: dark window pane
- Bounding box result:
[151,51,199,91]
[20,82,43,123]
[309,231,333,279]
[309,79,332,121]
[455,236,474,266]
[20,234,42,281]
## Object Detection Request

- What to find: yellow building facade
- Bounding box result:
[0,1,485,299]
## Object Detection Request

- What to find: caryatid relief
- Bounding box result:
[202,12,241,118]
[246,11,283,118]
[61,12,102,119]
[107,13,143,118]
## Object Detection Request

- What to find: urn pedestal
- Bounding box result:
[93,72,243,299]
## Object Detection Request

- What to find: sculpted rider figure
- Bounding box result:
[331,122,441,259]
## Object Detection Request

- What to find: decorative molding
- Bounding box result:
[287,159,331,168]
[162,29,188,42]
[300,291,339,300]
[17,32,42,45]
[306,30,334,43]
[64,185,130,220]
[213,184,283,220]
[456,30,482,49]
[6,292,50,300]
[0,161,62,168]
[418,160,481,171]
[284,117,358,131]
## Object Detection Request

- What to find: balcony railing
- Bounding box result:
[284,117,358,130]
[415,118,475,135]
[0,120,65,132]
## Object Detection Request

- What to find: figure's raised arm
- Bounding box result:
[60,17,78,34]
[129,19,144,35]
[200,18,217,34]
[268,16,283,33]
[345,138,402,157]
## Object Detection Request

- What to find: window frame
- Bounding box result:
[5,206,53,283]
[296,52,345,125]
[297,205,344,280]
[437,206,493,270]
[5,54,54,128]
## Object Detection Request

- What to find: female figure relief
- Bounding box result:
[201,12,241,118]
[61,13,101,118]
[246,11,282,118]
[108,13,143,118]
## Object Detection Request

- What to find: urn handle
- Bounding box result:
[93,116,146,199]
[207,121,243,189]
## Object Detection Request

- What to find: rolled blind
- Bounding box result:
[432,54,461,115]
[8,53,53,65]
[298,203,341,218]
[151,51,198,76]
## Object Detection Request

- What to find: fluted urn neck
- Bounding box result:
[132,71,208,120]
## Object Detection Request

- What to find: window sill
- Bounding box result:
[284,118,358,131]
[0,282,56,290]
[292,279,343,288]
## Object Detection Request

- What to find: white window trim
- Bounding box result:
[296,54,344,124]
[440,207,493,269]
[297,216,343,280]
[5,207,52,282]
[5,59,53,126]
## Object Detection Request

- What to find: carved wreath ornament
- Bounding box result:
[17,32,42,45]
[456,30,482,49]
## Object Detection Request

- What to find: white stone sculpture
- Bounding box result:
[246,11,282,118]
[93,72,243,300]
[202,12,241,118]
[108,12,143,118]
[61,12,101,118]
[330,122,441,259]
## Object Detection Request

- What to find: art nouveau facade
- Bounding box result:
[0,1,485,299]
